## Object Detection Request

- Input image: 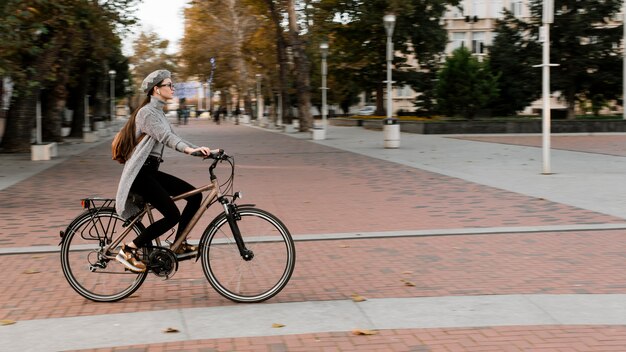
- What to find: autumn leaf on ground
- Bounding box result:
[401,279,416,287]
[162,327,179,333]
[23,269,40,274]
[352,329,377,335]
[351,294,367,302]
[272,323,285,328]
[0,320,16,326]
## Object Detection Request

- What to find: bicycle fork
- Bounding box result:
[222,201,254,261]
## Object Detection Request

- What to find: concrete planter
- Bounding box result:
[31,142,58,161]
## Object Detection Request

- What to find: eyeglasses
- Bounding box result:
[158,83,175,89]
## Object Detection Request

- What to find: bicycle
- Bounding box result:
[59,150,296,303]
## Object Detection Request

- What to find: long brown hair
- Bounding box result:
[113,95,151,162]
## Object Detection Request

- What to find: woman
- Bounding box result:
[115,69,214,272]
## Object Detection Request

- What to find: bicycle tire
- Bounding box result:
[60,207,148,302]
[199,207,296,303]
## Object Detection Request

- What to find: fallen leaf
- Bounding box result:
[0,320,16,326]
[23,269,40,274]
[352,329,377,335]
[162,327,179,333]
[272,323,285,328]
[401,279,416,287]
[351,294,367,302]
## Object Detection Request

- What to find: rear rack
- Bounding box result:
[81,197,115,211]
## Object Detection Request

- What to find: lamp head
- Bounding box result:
[383,14,396,36]
[320,42,329,57]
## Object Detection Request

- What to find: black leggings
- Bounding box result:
[129,162,201,248]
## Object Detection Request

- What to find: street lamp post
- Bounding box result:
[108,70,116,121]
[623,5,626,120]
[383,14,399,148]
[320,42,329,140]
[540,0,555,174]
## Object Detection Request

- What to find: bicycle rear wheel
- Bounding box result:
[200,207,296,303]
[60,208,148,302]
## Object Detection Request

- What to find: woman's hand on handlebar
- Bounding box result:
[186,146,212,156]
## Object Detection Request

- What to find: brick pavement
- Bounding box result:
[77,326,626,352]
[2,121,626,350]
[0,125,622,248]
[453,134,626,157]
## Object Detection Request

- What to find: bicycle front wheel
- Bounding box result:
[60,208,148,302]
[200,207,296,303]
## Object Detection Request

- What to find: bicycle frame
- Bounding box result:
[102,178,221,258]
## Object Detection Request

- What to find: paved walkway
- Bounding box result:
[2,120,626,351]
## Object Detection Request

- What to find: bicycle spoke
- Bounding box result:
[201,207,295,303]
[60,208,148,302]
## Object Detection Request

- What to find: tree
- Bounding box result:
[526,0,623,119]
[181,0,272,116]
[0,0,135,152]
[436,47,499,119]
[313,0,459,116]
[286,0,313,130]
[487,11,541,116]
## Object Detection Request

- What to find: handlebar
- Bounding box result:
[191,149,228,160]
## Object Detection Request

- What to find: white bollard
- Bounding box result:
[383,124,400,148]
[312,128,325,140]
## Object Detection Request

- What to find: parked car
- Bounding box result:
[357,105,376,116]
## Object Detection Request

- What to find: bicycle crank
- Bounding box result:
[148,247,178,279]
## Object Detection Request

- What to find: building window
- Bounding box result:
[472,32,486,54]
[511,0,523,17]
[452,32,466,51]
[472,0,486,18]
[491,0,504,18]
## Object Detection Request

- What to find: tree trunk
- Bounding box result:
[265,0,293,123]
[1,86,37,153]
[68,82,87,138]
[286,0,312,131]
[42,85,66,142]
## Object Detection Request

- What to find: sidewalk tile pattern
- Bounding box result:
[3,121,626,350]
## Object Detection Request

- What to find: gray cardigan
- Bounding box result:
[115,97,198,218]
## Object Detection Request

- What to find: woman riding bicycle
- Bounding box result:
[114,69,215,272]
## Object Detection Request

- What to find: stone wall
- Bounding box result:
[331,118,626,134]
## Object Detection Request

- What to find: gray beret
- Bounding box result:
[141,69,171,94]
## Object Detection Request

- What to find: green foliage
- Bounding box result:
[436,47,499,119]
[312,0,458,112]
[487,10,541,116]
[527,0,623,118]
[0,0,135,151]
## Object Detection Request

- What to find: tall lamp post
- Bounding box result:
[108,70,116,121]
[623,5,626,120]
[320,42,329,140]
[383,14,399,148]
[533,0,556,174]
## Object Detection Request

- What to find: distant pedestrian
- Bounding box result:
[213,107,221,125]
[234,106,241,125]
[113,69,218,272]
